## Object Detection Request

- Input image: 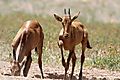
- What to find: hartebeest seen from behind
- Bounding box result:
[54,9,92,80]
[10,20,44,78]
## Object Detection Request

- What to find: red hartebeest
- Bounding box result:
[54,9,92,80]
[10,20,44,78]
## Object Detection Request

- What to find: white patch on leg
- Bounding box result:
[19,56,27,68]
[16,43,21,62]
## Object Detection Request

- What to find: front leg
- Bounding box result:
[64,50,73,80]
[58,40,67,80]
[13,49,16,61]
[70,52,76,80]
[23,52,32,77]
[58,40,66,68]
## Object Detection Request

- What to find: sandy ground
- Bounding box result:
[0,61,120,80]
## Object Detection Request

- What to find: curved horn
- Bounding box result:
[64,9,67,15]
[68,8,70,15]
[68,8,71,19]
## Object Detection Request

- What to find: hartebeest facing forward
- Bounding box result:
[54,9,92,80]
[10,20,44,78]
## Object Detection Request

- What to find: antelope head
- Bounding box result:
[10,56,27,76]
[54,8,80,38]
[10,61,21,76]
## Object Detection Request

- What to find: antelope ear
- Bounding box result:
[54,14,62,22]
[71,11,80,22]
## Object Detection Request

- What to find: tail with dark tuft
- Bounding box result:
[87,40,92,49]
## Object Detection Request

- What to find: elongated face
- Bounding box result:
[61,16,71,38]
[54,9,80,38]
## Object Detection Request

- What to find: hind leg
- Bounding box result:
[37,32,44,78]
[37,34,44,78]
[37,45,44,78]
[79,40,87,80]
[23,52,32,77]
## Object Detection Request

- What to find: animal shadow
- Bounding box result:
[45,72,77,80]
[33,72,77,80]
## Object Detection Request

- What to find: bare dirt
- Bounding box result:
[0,61,120,80]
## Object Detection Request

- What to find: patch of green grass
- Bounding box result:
[95,53,120,71]
[0,12,120,71]
[77,46,120,71]
[83,22,120,71]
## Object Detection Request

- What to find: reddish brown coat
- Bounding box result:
[10,20,44,78]
[54,9,92,80]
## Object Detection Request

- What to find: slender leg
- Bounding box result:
[36,33,44,79]
[58,40,68,80]
[60,46,66,68]
[70,52,76,80]
[23,53,32,77]
[58,40,66,68]
[79,40,86,80]
[13,49,16,61]
[59,45,66,79]
[37,46,44,79]
[38,53,44,78]
[64,50,73,80]
[79,51,85,80]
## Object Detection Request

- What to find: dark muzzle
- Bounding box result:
[63,33,69,38]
